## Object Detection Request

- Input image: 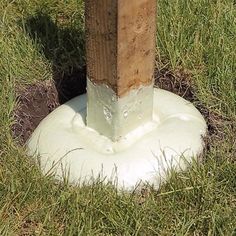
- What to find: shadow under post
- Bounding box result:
[25,12,87,104]
[12,11,87,144]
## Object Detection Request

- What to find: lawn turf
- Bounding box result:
[0,0,235,235]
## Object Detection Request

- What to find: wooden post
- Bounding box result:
[86,0,157,141]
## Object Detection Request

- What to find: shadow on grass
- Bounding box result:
[24,12,86,104]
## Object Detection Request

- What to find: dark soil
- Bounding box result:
[12,81,59,145]
[12,67,87,145]
[155,67,195,102]
[12,67,224,146]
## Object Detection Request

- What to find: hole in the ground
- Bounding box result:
[12,67,226,147]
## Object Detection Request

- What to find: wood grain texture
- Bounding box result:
[86,0,156,97]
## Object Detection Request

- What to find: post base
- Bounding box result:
[27,89,207,191]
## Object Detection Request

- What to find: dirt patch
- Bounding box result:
[12,67,86,145]
[12,81,60,145]
[12,67,223,146]
[155,67,195,101]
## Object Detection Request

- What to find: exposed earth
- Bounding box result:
[12,66,225,149]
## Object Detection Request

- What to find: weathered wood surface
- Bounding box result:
[86,0,156,97]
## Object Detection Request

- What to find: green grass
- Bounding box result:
[0,0,235,235]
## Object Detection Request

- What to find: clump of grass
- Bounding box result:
[0,0,235,235]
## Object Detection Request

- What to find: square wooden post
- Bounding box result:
[86,0,157,141]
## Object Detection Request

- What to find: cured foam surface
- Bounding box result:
[27,89,207,190]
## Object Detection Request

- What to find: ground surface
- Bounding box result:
[0,0,236,235]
